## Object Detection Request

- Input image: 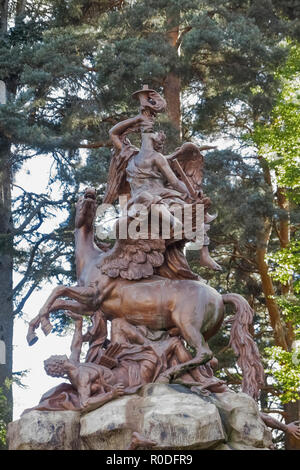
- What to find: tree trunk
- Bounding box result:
[16,0,26,17]
[256,160,290,349]
[284,401,300,450]
[1,0,27,27]
[277,186,290,249]
[257,168,299,448]
[276,186,294,348]
[164,12,181,137]
[0,6,13,444]
[0,0,8,33]
[256,219,288,350]
[276,186,299,448]
[0,137,13,426]
[164,70,181,135]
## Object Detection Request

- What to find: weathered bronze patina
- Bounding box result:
[26,86,265,415]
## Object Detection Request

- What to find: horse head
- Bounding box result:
[75,187,97,231]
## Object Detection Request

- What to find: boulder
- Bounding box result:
[80,395,136,450]
[80,384,225,450]
[8,385,272,450]
[208,391,273,449]
[7,410,80,450]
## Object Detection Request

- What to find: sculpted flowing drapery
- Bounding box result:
[98,87,220,281]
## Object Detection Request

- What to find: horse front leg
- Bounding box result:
[49,299,94,316]
[27,285,97,346]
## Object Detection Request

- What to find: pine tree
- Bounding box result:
[250,44,300,449]
[0,0,298,450]
[0,0,123,441]
[77,1,299,447]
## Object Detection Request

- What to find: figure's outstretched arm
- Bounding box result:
[260,412,286,431]
[154,153,190,197]
[260,413,300,439]
[77,382,92,410]
[109,115,143,151]
[79,384,125,413]
[67,312,83,363]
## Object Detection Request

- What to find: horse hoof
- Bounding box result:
[41,321,53,336]
[27,332,38,346]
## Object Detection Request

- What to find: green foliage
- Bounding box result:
[91,0,297,141]
[267,238,300,340]
[0,2,113,322]
[0,371,29,449]
[268,239,300,291]
[251,44,300,204]
[276,295,300,338]
[265,346,300,403]
[250,44,300,407]
[0,395,7,448]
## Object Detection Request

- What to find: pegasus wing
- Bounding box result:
[99,237,166,281]
[103,139,139,204]
[171,142,204,191]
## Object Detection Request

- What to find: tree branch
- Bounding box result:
[79,140,112,149]
[14,282,38,316]
[13,198,65,235]
[82,64,98,72]
[175,26,192,49]
[13,234,54,295]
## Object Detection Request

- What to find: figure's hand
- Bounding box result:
[112,383,125,398]
[135,113,154,131]
[286,421,300,439]
[177,181,192,199]
[135,113,151,124]
[183,193,194,204]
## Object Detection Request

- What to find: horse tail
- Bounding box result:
[222,293,265,400]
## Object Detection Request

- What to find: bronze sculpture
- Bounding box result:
[25,85,266,417]
[26,312,227,414]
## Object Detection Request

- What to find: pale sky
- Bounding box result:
[12,155,73,419]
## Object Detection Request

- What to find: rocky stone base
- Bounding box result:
[8,384,272,450]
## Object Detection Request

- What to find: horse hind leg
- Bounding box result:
[162,314,213,382]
